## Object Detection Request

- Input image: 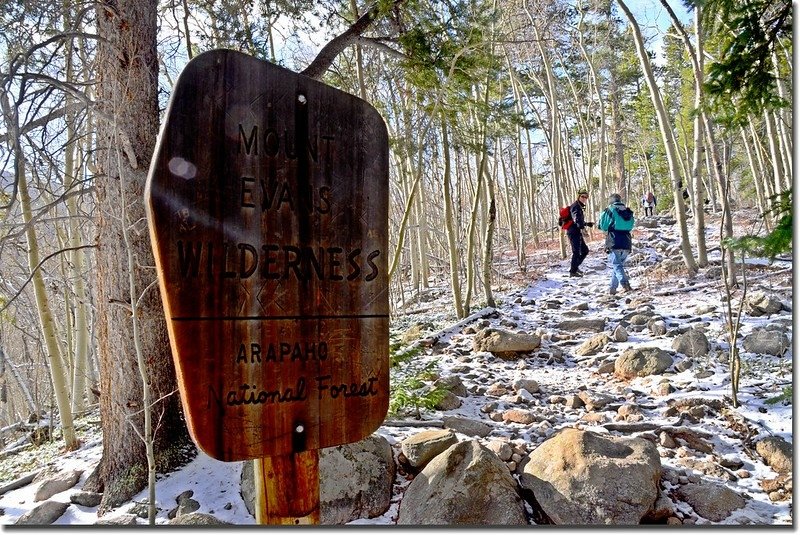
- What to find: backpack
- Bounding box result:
[557,206,573,230]
[599,205,635,232]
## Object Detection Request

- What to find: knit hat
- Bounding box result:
[609,193,622,203]
[577,188,589,196]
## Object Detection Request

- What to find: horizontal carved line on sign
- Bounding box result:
[171,314,389,321]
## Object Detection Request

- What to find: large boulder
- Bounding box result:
[14,501,70,525]
[517,428,662,524]
[472,327,540,357]
[675,482,746,522]
[755,436,792,474]
[614,347,673,379]
[241,433,395,525]
[401,429,458,470]
[745,291,784,317]
[671,329,710,357]
[318,434,395,524]
[397,439,527,525]
[33,469,82,502]
[742,329,790,356]
[575,333,611,356]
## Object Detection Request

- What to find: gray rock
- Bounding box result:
[94,513,140,525]
[745,291,784,317]
[317,434,396,524]
[168,512,231,525]
[648,319,667,336]
[502,408,539,425]
[397,440,527,525]
[672,329,710,357]
[33,469,82,502]
[401,429,458,469]
[575,333,611,356]
[472,327,541,355]
[14,500,70,525]
[611,324,629,342]
[513,377,540,394]
[557,318,607,333]
[518,428,661,524]
[755,436,792,474]
[577,390,615,411]
[434,375,468,397]
[486,439,514,462]
[241,433,395,525]
[615,347,673,379]
[434,390,462,410]
[69,491,102,508]
[442,415,493,437]
[742,329,790,356]
[676,482,746,521]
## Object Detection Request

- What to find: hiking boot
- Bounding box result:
[609,288,617,296]
[569,271,583,278]
[622,282,633,292]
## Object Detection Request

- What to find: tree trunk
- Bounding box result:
[441,120,465,318]
[617,0,697,275]
[87,0,191,514]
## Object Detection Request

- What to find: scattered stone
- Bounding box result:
[557,318,607,333]
[745,291,784,317]
[33,469,83,502]
[676,481,746,522]
[473,328,541,356]
[517,428,662,524]
[615,347,673,379]
[401,429,458,469]
[575,333,611,356]
[14,501,70,525]
[742,329,790,356]
[755,436,792,474]
[168,512,230,525]
[70,491,102,508]
[397,440,527,525]
[671,330,710,358]
[443,415,493,437]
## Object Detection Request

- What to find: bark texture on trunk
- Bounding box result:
[86,0,191,514]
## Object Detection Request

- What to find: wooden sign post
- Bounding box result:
[144,50,389,524]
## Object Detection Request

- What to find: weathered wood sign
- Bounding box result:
[144,49,389,462]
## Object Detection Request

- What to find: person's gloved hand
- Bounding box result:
[585,222,594,227]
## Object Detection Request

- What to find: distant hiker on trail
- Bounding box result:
[598,193,634,295]
[567,188,593,278]
[641,191,656,216]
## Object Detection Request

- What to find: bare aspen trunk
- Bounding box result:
[618,0,697,275]
[20,165,78,449]
[61,25,90,415]
[482,157,497,309]
[739,126,771,230]
[441,121,465,318]
[1,91,78,450]
[763,110,786,195]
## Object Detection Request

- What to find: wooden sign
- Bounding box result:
[144,49,389,462]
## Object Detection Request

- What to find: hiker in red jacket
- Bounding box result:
[567,189,593,277]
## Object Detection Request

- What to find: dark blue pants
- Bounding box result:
[568,230,588,273]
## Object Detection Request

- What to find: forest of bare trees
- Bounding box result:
[0,0,791,512]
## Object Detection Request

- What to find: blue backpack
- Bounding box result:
[599,205,635,232]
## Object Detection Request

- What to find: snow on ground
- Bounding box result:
[0,209,792,527]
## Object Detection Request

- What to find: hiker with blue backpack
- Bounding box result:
[598,193,635,295]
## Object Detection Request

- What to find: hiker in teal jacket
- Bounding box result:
[598,193,634,295]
